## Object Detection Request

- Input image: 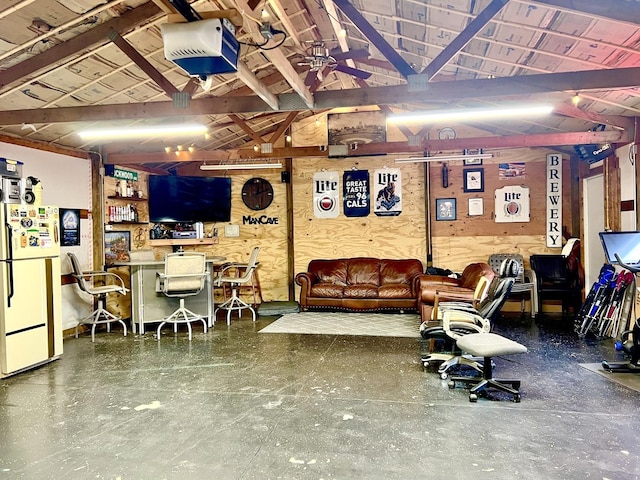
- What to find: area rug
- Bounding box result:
[258,311,421,338]
[579,362,640,393]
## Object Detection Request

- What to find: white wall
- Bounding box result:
[0,143,93,330]
[618,144,637,231]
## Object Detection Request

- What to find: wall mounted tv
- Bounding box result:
[148,175,231,223]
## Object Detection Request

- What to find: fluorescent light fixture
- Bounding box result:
[200,162,283,170]
[78,123,207,140]
[387,105,554,124]
[395,153,493,163]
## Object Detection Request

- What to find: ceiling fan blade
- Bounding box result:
[304,69,319,86]
[333,64,372,80]
[331,48,370,62]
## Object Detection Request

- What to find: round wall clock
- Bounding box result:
[242,177,274,211]
[438,127,457,140]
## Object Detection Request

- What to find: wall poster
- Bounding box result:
[494,185,530,223]
[313,170,340,218]
[60,208,80,246]
[343,170,370,217]
[327,111,386,146]
[373,168,402,216]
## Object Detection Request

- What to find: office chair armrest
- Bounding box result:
[441,309,490,337]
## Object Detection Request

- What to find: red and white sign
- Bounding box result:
[494,185,530,223]
[313,171,340,218]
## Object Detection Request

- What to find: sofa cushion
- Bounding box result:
[311,283,345,297]
[344,284,379,298]
[309,259,348,286]
[380,259,423,285]
[347,258,381,286]
[379,283,413,298]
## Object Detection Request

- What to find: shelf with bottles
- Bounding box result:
[112,178,145,199]
[107,195,147,201]
[107,203,145,224]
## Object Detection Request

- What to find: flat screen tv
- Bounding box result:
[148,175,231,223]
[599,231,640,265]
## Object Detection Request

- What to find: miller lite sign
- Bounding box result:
[494,185,530,223]
[373,168,402,216]
[313,170,340,218]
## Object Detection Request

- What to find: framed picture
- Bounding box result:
[463,158,483,166]
[436,198,457,221]
[60,208,81,246]
[468,198,484,216]
[327,111,386,146]
[463,168,484,193]
[104,231,131,265]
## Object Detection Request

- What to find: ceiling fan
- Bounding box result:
[298,41,372,85]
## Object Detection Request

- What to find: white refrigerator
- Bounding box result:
[0,204,62,378]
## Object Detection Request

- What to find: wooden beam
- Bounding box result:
[333,0,415,78]
[0,133,90,159]
[3,66,640,125]
[236,62,279,110]
[553,103,634,131]
[269,111,298,144]
[108,31,180,98]
[421,0,509,79]
[233,0,314,109]
[0,1,163,90]
[228,114,266,144]
[104,129,630,164]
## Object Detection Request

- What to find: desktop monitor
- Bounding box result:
[599,231,640,265]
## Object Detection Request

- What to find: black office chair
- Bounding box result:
[421,258,518,377]
[530,241,583,318]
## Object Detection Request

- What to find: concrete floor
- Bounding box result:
[0,312,639,480]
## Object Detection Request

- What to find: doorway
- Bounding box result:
[583,174,606,289]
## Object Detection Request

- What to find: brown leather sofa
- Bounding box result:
[417,262,496,321]
[295,257,424,312]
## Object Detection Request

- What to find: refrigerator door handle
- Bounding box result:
[4,222,14,307]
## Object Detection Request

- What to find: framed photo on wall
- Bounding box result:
[463,168,484,193]
[468,198,484,216]
[436,198,457,221]
[104,231,131,265]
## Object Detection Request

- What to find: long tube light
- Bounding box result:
[200,162,283,170]
[78,123,208,140]
[395,153,493,163]
[387,104,554,124]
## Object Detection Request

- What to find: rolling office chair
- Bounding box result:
[156,252,208,341]
[421,258,518,378]
[447,313,528,402]
[214,247,261,325]
[68,252,129,342]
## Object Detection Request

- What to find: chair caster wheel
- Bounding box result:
[448,380,455,389]
[422,361,430,369]
[440,371,449,380]
[469,393,478,402]
[512,394,521,403]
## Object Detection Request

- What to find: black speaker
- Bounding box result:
[281,171,290,183]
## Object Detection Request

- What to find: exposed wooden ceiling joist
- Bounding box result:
[3,66,640,126]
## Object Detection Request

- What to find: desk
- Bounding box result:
[114,256,226,334]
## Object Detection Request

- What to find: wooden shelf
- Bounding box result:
[107,195,147,201]
[148,238,220,246]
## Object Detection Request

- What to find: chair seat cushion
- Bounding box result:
[456,332,528,357]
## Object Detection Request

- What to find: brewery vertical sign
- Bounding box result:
[373,168,402,216]
[313,170,340,218]
[343,170,370,217]
[546,154,562,247]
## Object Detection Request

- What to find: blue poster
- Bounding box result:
[343,170,370,217]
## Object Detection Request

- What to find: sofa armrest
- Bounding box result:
[416,275,461,304]
[295,272,317,305]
